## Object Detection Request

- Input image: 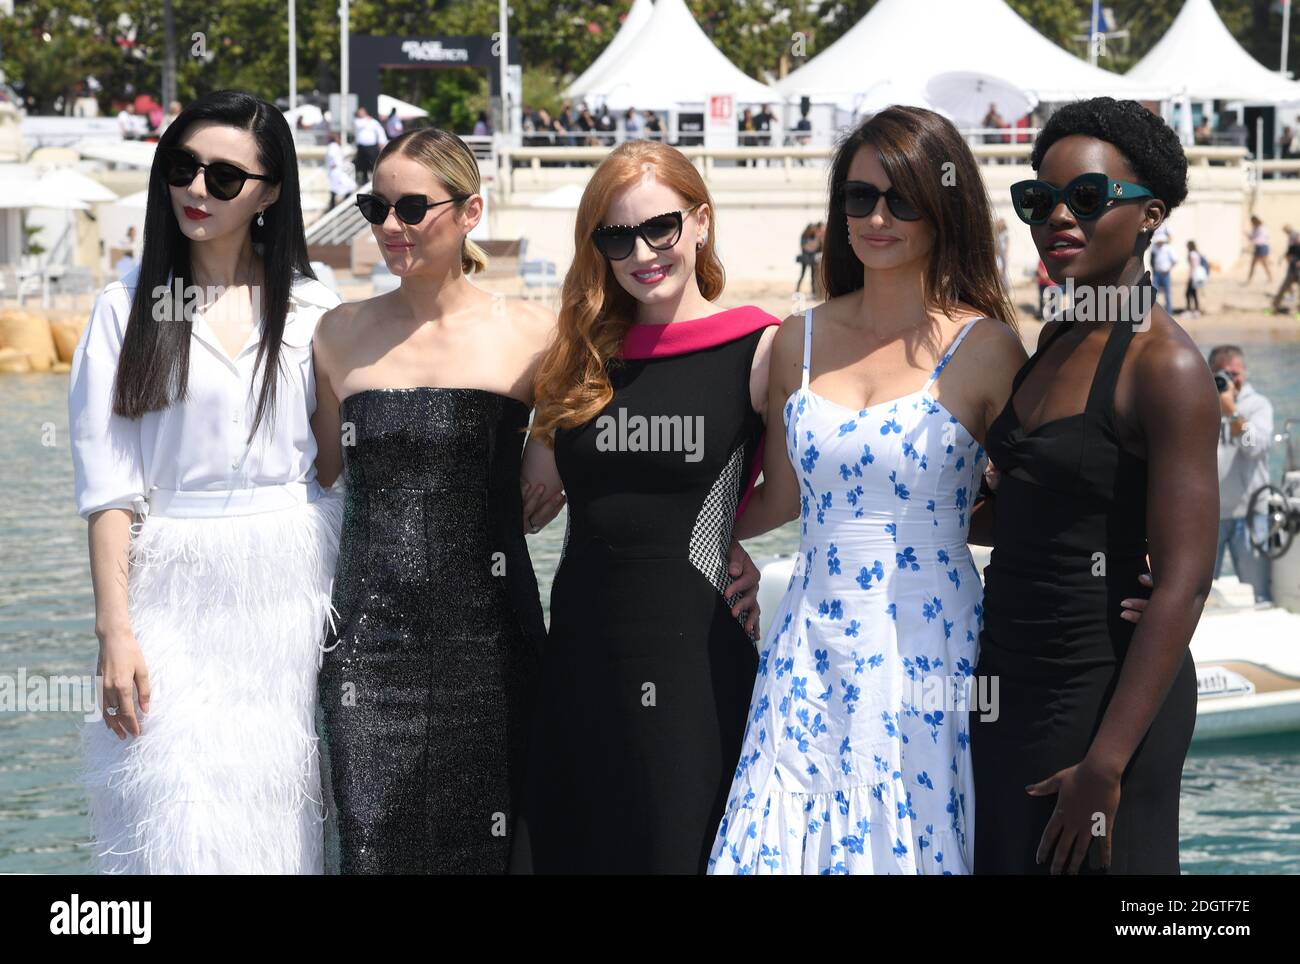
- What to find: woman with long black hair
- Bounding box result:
[69,89,342,873]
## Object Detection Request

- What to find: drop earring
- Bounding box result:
[257,210,265,227]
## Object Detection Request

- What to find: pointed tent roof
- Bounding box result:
[572,0,778,111]
[777,0,1167,106]
[565,0,655,99]
[1127,0,1300,103]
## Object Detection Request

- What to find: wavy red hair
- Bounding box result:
[531,141,724,442]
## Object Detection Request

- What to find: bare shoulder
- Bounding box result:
[774,309,809,363]
[314,295,376,349]
[504,296,558,348]
[961,315,1028,369]
[1131,308,1213,392]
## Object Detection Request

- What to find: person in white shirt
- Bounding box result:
[1150,233,1175,312]
[69,89,343,874]
[351,106,388,186]
[324,132,356,209]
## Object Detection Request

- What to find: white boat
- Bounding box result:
[753,470,1300,746]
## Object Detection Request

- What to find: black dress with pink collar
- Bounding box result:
[522,306,779,874]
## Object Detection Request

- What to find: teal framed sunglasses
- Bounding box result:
[1010,173,1154,225]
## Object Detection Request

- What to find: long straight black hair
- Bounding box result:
[112,89,316,442]
[821,106,1016,328]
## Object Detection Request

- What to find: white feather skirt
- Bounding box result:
[81,489,344,874]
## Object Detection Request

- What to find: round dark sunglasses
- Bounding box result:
[841,180,922,221]
[1011,173,1154,225]
[158,147,276,201]
[591,204,701,261]
[356,193,467,226]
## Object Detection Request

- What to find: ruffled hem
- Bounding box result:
[708,780,971,876]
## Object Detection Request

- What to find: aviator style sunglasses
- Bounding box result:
[1010,172,1154,225]
[158,147,277,201]
[841,180,922,221]
[355,192,469,226]
[591,204,702,260]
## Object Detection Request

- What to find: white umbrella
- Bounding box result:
[33,167,119,204]
[284,103,325,128]
[1176,88,1195,147]
[852,79,946,119]
[0,172,89,210]
[0,195,89,211]
[378,94,429,121]
[926,70,1037,128]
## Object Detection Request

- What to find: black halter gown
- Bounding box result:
[972,292,1197,875]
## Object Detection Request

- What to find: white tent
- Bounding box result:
[777,0,1168,110]
[574,0,778,112]
[564,0,655,100]
[1127,0,1300,103]
[378,94,428,121]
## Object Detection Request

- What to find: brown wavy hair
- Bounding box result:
[822,106,1016,328]
[531,141,725,443]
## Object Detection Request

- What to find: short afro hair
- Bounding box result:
[1031,97,1188,212]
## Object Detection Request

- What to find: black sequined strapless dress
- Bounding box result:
[317,387,545,874]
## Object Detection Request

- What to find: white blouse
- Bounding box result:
[69,266,341,520]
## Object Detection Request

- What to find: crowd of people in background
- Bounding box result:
[522,101,663,147]
[115,97,182,141]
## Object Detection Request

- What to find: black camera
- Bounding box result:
[1214,369,1232,393]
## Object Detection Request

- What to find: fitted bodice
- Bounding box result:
[339,386,530,493]
[328,387,542,639]
[785,310,987,558]
[984,301,1150,570]
[553,330,767,561]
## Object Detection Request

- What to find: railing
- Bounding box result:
[304,184,369,246]
[497,141,1250,187]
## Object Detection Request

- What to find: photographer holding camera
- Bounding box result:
[1209,345,1274,603]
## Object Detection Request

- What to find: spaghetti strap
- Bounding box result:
[926,316,983,386]
[801,307,813,390]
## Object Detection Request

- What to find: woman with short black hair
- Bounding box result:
[973,96,1219,875]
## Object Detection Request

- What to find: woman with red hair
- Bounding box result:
[522,140,779,873]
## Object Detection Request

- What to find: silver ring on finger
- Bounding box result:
[105,705,120,717]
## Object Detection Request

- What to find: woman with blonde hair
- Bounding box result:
[311,127,559,873]
[521,140,777,873]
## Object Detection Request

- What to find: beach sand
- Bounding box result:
[4,259,1296,374]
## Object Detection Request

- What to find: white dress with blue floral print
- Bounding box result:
[709,308,987,875]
